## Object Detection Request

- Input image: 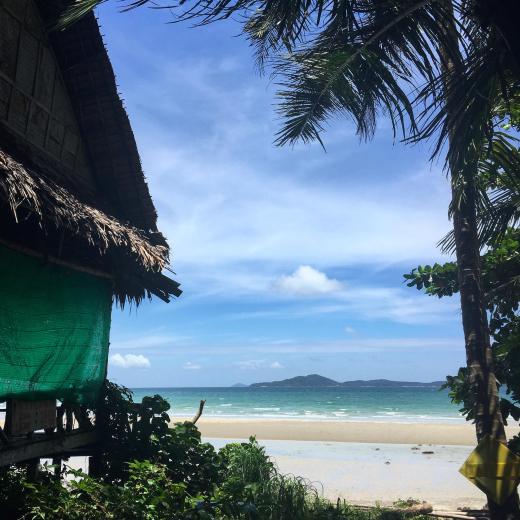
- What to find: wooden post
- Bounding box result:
[26,459,39,482]
[52,457,62,480]
[65,407,73,433]
[57,404,65,433]
[0,427,8,445]
[88,454,101,478]
[4,399,12,436]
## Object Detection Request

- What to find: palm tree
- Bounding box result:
[62,1,520,516]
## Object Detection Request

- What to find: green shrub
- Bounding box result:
[0,466,31,519]
[92,382,220,497]
[0,386,431,520]
[214,437,429,520]
[22,461,204,520]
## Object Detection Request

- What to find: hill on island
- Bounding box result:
[249,374,444,388]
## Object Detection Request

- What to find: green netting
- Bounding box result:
[0,245,112,405]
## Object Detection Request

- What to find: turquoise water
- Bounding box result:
[131,387,463,424]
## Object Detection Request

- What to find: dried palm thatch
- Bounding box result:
[0,147,181,304]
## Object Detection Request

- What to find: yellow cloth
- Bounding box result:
[460,435,520,505]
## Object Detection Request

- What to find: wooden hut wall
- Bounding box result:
[0,0,181,303]
[0,0,96,196]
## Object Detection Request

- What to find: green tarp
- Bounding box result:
[0,246,112,404]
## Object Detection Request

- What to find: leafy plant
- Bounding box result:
[405,229,520,447]
[0,387,431,519]
[23,462,192,520]
[0,466,32,519]
[91,382,220,495]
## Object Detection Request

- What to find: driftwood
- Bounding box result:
[395,502,433,515]
[429,513,488,520]
[352,505,488,520]
[190,400,206,425]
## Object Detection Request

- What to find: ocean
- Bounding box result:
[131,386,464,423]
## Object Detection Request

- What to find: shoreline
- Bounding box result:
[172,417,519,446]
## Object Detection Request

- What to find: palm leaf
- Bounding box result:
[58,0,153,28]
[439,132,520,253]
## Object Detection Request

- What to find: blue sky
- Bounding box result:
[99,4,464,387]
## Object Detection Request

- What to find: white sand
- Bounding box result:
[207,437,486,511]
[184,417,519,446]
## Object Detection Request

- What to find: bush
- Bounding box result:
[215,438,428,520]
[92,382,220,496]
[0,466,31,519]
[21,462,192,520]
[0,386,430,520]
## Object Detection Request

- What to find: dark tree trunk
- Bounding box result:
[450,159,520,520]
[441,3,520,517]
[451,172,504,442]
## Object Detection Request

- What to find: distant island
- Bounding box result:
[231,383,248,388]
[247,374,445,388]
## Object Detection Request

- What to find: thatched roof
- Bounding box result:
[0,147,181,304]
[0,1,181,304]
[46,8,159,231]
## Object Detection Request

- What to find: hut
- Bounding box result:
[0,0,180,454]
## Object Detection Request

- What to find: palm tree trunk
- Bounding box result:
[441,3,519,518]
[450,155,520,520]
[451,172,504,443]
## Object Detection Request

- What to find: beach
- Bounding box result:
[191,417,519,445]
[208,438,482,510]
[60,416,516,511]
[138,389,519,509]
[186,418,518,510]
[62,415,519,511]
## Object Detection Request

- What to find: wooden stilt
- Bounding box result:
[26,458,39,481]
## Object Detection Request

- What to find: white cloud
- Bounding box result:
[110,333,193,351]
[228,284,459,325]
[274,266,343,296]
[234,360,265,370]
[183,361,202,370]
[160,336,461,356]
[101,25,452,302]
[110,353,151,369]
[345,326,355,334]
[234,359,285,370]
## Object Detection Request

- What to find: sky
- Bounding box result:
[98,3,465,387]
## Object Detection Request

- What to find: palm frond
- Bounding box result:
[58,0,155,28]
[270,1,456,145]
[409,1,519,167]
[58,0,107,28]
[439,132,520,253]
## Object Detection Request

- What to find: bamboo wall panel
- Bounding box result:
[0,0,96,193]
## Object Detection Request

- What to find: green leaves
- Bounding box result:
[406,230,520,436]
[403,262,458,297]
[57,0,107,28]
[0,386,436,519]
[271,0,449,146]
[92,382,220,494]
